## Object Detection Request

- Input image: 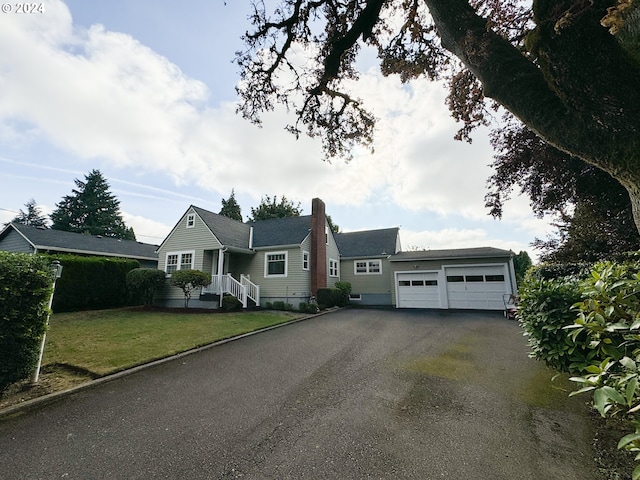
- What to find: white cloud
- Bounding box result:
[0,1,547,249]
[121,212,171,245]
[400,227,533,258]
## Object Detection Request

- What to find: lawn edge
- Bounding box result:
[0,308,341,420]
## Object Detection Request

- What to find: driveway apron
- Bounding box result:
[0,309,598,479]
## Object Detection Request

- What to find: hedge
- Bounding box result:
[0,252,55,392]
[39,254,140,312]
[518,258,640,479]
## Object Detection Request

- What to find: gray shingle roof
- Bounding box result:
[390,247,513,262]
[335,228,399,258]
[249,215,312,248]
[191,206,252,250]
[4,223,158,260]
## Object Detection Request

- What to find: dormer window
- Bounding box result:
[186,214,195,228]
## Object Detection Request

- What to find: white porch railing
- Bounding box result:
[202,274,260,308]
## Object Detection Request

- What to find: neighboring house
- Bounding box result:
[0,222,159,268]
[157,198,517,311]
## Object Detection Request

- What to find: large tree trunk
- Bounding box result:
[426,0,640,234]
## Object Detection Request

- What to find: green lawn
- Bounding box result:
[42,308,304,376]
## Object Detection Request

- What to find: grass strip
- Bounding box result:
[42,308,303,376]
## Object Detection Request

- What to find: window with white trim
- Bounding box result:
[265,251,287,277]
[302,250,309,270]
[354,259,382,275]
[165,251,195,274]
[186,213,195,228]
[329,258,339,277]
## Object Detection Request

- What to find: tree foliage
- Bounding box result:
[50,170,135,240]
[487,123,640,262]
[512,250,532,285]
[8,199,48,228]
[249,194,302,221]
[219,189,243,221]
[235,0,640,231]
[169,269,211,308]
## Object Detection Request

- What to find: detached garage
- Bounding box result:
[390,248,517,310]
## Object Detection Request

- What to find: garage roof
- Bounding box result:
[390,247,512,262]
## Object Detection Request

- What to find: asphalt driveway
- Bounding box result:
[0,309,599,479]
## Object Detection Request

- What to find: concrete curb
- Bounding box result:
[0,308,341,420]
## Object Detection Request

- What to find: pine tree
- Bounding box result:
[50,169,136,240]
[9,199,48,227]
[219,189,243,221]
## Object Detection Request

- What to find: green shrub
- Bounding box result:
[317,288,335,308]
[521,259,640,480]
[265,302,273,309]
[169,270,211,308]
[334,282,352,307]
[563,260,640,480]
[40,254,140,312]
[0,252,55,392]
[222,295,242,311]
[518,271,591,373]
[299,302,320,314]
[126,268,166,305]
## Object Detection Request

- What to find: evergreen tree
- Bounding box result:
[50,169,136,240]
[219,189,243,221]
[512,251,532,286]
[9,199,48,227]
[249,195,302,221]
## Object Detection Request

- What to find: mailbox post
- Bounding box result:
[31,261,63,384]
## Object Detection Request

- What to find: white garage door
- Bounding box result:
[445,266,508,310]
[397,272,440,308]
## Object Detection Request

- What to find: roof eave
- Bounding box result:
[33,245,158,261]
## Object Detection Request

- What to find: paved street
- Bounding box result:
[1,309,598,479]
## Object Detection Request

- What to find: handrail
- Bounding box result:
[202,274,260,308]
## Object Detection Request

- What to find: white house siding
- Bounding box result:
[390,256,516,309]
[339,257,393,305]
[0,229,34,253]
[156,208,222,306]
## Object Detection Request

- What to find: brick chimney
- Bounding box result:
[310,198,327,297]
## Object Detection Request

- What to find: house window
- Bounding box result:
[186,214,195,228]
[329,258,339,277]
[165,250,195,275]
[265,252,287,277]
[302,251,310,270]
[486,274,505,282]
[354,259,382,275]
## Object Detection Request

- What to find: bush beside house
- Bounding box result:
[127,268,166,306]
[518,257,640,479]
[40,254,140,312]
[169,270,211,308]
[0,252,54,392]
[317,282,351,309]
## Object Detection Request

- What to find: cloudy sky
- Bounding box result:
[0,0,553,258]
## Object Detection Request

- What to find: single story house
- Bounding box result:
[156,198,517,311]
[0,222,159,268]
